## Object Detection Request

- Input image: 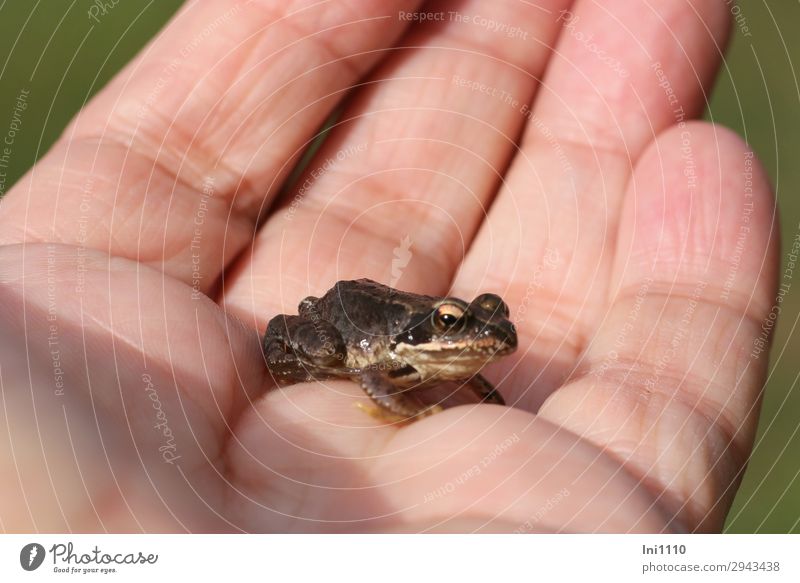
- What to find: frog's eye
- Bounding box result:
[432,302,466,332]
[476,293,510,317]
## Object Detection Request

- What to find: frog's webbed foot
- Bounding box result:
[263,322,304,382]
[358,368,442,422]
[354,402,439,424]
[466,374,505,406]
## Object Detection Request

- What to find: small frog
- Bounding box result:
[262,279,517,421]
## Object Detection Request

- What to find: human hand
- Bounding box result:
[0,0,778,532]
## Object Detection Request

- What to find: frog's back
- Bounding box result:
[316,279,436,341]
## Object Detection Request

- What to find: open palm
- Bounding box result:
[0,0,778,533]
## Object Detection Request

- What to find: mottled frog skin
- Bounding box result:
[262,279,517,420]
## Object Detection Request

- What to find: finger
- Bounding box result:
[226,384,675,532]
[539,123,779,532]
[0,1,422,291]
[222,0,575,322]
[454,0,732,408]
[0,243,265,530]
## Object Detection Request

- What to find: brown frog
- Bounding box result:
[262,279,517,420]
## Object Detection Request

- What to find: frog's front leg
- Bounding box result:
[359,367,442,421]
[263,314,347,383]
[466,373,506,406]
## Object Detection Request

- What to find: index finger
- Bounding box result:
[0,0,422,291]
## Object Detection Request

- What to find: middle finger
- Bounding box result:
[223,0,575,325]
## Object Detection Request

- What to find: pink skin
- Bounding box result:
[0,0,778,532]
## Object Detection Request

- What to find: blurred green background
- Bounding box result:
[0,2,797,532]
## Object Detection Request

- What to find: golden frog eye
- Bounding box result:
[476,293,510,317]
[432,302,466,332]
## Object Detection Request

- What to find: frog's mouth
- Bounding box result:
[395,334,515,376]
[465,335,516,356]
[395,344,507,381]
